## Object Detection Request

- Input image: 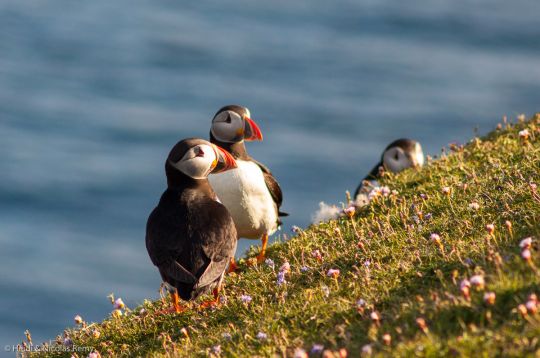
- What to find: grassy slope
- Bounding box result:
[35,115,540,357]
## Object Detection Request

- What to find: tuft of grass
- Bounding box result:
[30,114,540,357]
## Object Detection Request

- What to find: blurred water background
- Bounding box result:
[1,0,540,346]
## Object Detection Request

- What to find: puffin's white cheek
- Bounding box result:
[212,122,242,143]
[414,144,425,167]
[178,158,210,179]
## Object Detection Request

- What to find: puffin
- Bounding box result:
[207,105,288,265]
[145,138,238,313]
[354,138,424,201]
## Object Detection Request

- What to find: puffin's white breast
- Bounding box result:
[208,160,278,239]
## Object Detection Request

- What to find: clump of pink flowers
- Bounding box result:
[326,268,340,279]
[240,294,252,305]
[483,292,496,305]
[113,298,125,310]
[460,279,471,300]
[343,206,356,218]
[368,186,391,201]
[280,262,291,273]
[311,249,323,262]
[518,129,530,140]
[519,237,535,266]
[520,237,533,250]
[470,275,485,290]
[517,294,539,317]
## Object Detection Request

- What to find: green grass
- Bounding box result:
[31,114,540,357]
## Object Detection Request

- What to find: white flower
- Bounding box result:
[356,299,367,308]
[293,348,308,358]
[321,285,330,297]
[264,258,275,268]
[468,202,480,210]
[522,249,532,261]
[74,315,83,325]
[430,233,441,243]
[361,344,372,356]
[370,311,380,322]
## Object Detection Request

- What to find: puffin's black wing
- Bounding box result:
[252,159,288,217]
[194,199,237,288]
[146,192,196,284]
[146,190,237,300]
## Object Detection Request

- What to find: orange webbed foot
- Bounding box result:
[156,291,186,314]
[198,288,221,310]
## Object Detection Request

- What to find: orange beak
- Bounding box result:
[244,117,263,141]
[212,144,237,173]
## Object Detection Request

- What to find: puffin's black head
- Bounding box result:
[165,138,237,185]
[210,105,263,144]
[381,138,425,173]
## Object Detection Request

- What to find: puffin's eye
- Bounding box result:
[225,114,232,123]
[195,146,205,157]
[394,152,399,160]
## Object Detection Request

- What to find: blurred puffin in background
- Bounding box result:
[313,138,425,224]
[354,138,424,201]
[145,138,238,313]
[208,105,288,268]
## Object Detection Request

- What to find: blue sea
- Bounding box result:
[1,0,540,347]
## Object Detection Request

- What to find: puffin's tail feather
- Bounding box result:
[278,211,289,217]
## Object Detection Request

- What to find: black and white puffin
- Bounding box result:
[145,138,238,313]
[354,138,424,200]
[208,105,288,265]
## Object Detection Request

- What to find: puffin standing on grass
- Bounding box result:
[354,138,424,201]
[145,138,238,313]
[208,105,288,266]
